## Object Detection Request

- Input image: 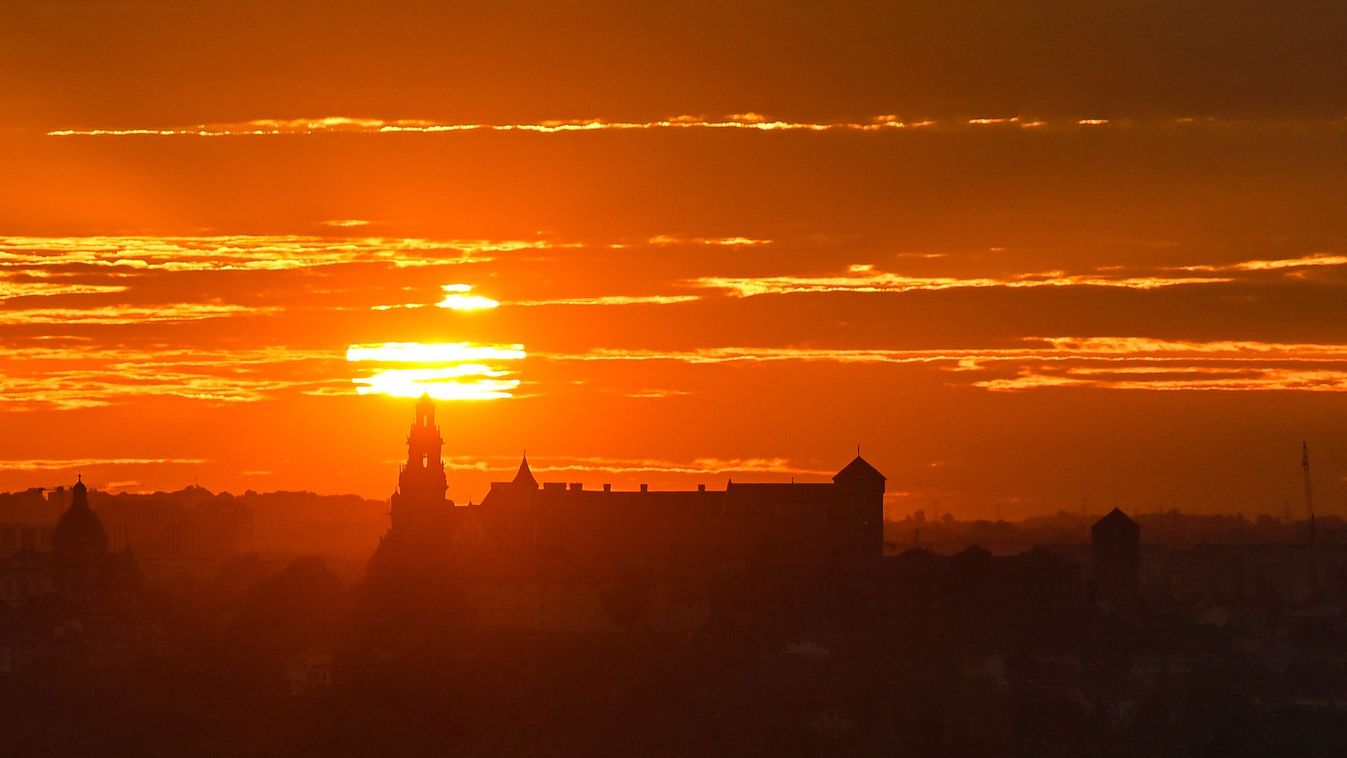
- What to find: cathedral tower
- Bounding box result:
[390,394,453,535]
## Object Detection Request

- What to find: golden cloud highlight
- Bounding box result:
[48,114,942,137]
[0,234,769,274]
[545,337,1347,393]
[692,250,1347,299]
[0,458,208,471]
[46,115,1347,141]
[0,303,275,325]
[0,278,129,300]
[441,455,835,479]
[48,113,1175,139]
[693,269,1231,297]
[0,345,345,411]
[1172,252,1347,272]
[0,235,541,272]
[977,367,1347,393]
[10,332,1347,415]
[512,295,699,307]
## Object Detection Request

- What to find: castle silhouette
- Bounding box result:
[370,395,886,578]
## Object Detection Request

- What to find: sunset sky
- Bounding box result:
[3,1,1346,518]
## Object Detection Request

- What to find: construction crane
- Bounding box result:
[1303,441,1317,545]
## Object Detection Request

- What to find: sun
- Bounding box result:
[346,341,526,400]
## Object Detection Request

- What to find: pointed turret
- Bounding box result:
[833,455,886,487]
[512,454,539,489]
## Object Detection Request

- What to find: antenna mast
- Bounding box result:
[1302,441,1316,544]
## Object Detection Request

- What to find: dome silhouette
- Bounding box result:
[52,476,108,563]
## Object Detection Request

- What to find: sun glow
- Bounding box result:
[345,342,526,400]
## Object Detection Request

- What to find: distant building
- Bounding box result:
[368,395,457,575]
[0,550,53,609]
[370,395,887,582]
[1091,507,1140,609]
[0,523,52,554]
[0,476,137,608]
[389,394,453,537]
[477,449,886,570]
[1142,543,1347,607]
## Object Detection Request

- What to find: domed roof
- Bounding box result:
[53,476,108,561]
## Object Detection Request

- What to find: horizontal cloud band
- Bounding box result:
[45,115,1347,138]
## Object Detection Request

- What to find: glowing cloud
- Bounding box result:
[0,303,275,325]
[689,250,1347,299]
[440,455,835,478]
[436,284,500,311]
[0,234,766,273]
[45,114,1161,139]
[0,235,535,271]
[0,278,129,300]
[542,337,1347,394]
[693,268,1230,297]
[512,295,699,307]
[1173,252,1347,272]
[644,235,771,248]
[45,115,1347,140]
[977,367,1347,393]
[0,345,344,411]
[0,457,208,471]
[47,114,941,137]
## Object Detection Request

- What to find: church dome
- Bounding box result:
[53,477,108,561]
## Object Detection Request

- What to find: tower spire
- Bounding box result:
[513,452,539,489]
[389,395,449,532]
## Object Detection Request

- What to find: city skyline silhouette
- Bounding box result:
[4,2,1347,755]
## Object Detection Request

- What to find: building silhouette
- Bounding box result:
[369,395,886,587]
[389,394,453,536]
[0,476,137,607]
[1090,507,1140,610]
[52,477,108,573]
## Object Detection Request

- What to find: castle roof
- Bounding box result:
[833,455,886,484]
[512,455,538,488]
[1092,507,1139,535]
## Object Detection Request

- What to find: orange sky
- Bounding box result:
[2,1,1346,519]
